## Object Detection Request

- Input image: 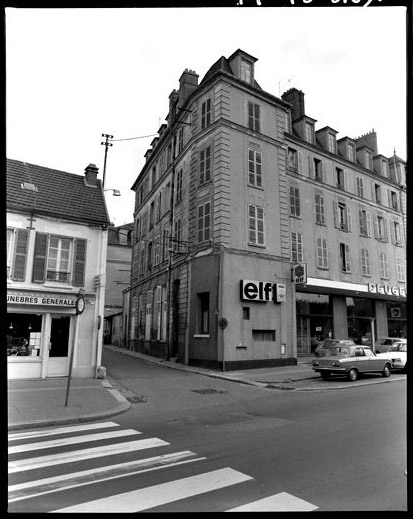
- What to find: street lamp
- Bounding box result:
[104,189,121,196]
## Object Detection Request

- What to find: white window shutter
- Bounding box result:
[308,156,314,178]
[333,201,339,228]
[298,151,303,174]
[366,212,372,237]
[346,204,352,232]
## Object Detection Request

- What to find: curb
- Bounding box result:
[8,380,132,432]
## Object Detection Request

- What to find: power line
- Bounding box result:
[110,134,158,142]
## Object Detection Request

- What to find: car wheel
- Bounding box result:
[320,372,330,380]
[347,368,358,382]
[382,364,391,377]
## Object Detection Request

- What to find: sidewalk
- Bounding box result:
[7,346,317,431]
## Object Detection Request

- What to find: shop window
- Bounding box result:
[296,293,332,315]
[7,313,43,357]
[197,292,210,334]
[32,233,86,286]
[346,297,374,318]
[252,330,275,342]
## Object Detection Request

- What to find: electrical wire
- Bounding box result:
[110,134,158,142]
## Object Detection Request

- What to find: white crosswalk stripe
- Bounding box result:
[51,468,254,513]
[8,421,318,512]
[8,428,141,454]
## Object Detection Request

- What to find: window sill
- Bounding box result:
[193,334,210,338]
[247,183,264,191]
[248,243,266,249]
[44,281,73,289]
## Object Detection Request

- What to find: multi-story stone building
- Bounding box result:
[125,49,406,370]
[7,159,110,379]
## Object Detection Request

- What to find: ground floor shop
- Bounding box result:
[295,278,407,354]
[7,289,99,380]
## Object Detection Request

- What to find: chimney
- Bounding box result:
[282,88,305,121]
[84,163,98,187]
[178,69,199,108]
[355,130,378,155]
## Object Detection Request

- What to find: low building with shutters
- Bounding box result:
[6,159,110,379]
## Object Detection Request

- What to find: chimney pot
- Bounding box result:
[84,163,99,187]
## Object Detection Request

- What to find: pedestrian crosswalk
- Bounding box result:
[8,421,318,512]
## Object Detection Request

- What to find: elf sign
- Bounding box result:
[240,280,286,303]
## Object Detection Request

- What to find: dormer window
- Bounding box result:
[347,144,355,162]
[305,122,314,144]
[328,134,336,154]
[240,60,252,83]
[365,150,373,170]
[381,159,388,177]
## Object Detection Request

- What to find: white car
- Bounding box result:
[375,337,406,353]
[376,341,407,372]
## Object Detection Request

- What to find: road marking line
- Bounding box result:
[8,438,169,473]
[51,468,253,513]
[9,451,205,503]
[8,422,121,441]
[8,429,141,454]
[227,492,318,511]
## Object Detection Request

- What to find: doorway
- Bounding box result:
[47,315,71,377]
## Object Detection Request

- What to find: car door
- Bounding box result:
[363,347,378,372]
[353,346,367,373]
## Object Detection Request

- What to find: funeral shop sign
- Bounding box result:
[7,292,77,307]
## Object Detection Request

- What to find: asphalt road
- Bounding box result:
[8,349,407,512]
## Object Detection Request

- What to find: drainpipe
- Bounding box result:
[165,138,176,360]
[95,226,108,376]
[219,247,225,372]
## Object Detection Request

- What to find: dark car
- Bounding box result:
[314,338,355,357]
[312,345,392,381]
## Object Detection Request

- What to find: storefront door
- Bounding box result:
[47,315,71,377]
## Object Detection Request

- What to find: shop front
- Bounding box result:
[7,290,86,379]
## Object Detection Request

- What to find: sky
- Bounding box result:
[6,5,407,226]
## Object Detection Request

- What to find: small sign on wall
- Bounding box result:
[274,284,286,303]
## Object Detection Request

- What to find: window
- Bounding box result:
[197,292,209,334]
[389,190,398,211]
[199,147,211,184]
[379,252,388,279]
[135,218,141,243]
[375,215,388,242]
[139,243,146,275]
[32,233,86,286]
[356,177,364,198]
[305,122,314,144]
[336,167,345,190]
[7,228,29,281]
[149,200,155,229]
[248,149,262,187]
[359,210,371,237]
[314,159,323,182]
[328,134,336,153]
[365,150,373,170]
[391,221,402,245]
[173,218,182,252]
[291,232,303,263]
[240,60,252,83]
[201,98,211,129]
[334,201,352,232]
[197,201,211,243]
[374,184,381,204]
[248,204,265,246]
[348,143,355,162]
[317,237,328,269]
[175,169,183,203]
[153,235,161,266]
[361,249,371,276]
[381,159,388,177]
[165,182,171,213]
[252,330,276,342]
[339,243,351,273]
[152,166,157,188]
[156,192,162,221]
[146,241,153,271]
[287,148,298,173]
[243,307,250,320]
[162,228,170,262]
[289,186,301,217]
[167,144,172,166]
[285,111,292,133]
[178,128,184,154]
[396,258,405,282]
[315,194,325,225]
[248,102,260,132]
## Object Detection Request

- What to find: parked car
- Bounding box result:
[374,337,406,353]
[376,341,407,372]
[312,344,392,381]
[314,339,356,357]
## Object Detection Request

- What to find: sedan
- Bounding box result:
[314,338,356,357]
[312,345,392,381]
[376,341,407,372]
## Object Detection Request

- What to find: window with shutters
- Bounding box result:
[32,233,86,286]
[336,167,345,190]
[173,217,182,252]
[361,249,371,276]
[162,228,170,262]
[339,243,351,273]
[315,193,325,225]
[379,252,389,279]
[389,190,398,211]
[391,221,402,245]
[248,148,262,187]
[8,228,29,281]
[356,177,364,198]
[317,237,328,269]
[289,186,301,218]
[199,147,211,184]
[359,210,371,237]
[197,201,211,243]
[287,148,298,173]
[201,98,211,129]
[175,169,183,204]
[153,235,161,266]
[334,201,352,232]
[248,102,260,132]
[248,204,265,246]
[291,232,303,263]
[374,184,382,204]
[376,215,388,242]
[314,159,323,182]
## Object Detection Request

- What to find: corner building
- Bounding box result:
[126,49,406,369]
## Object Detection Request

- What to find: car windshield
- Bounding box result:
[390,343,407,352]
[327,346,350,356]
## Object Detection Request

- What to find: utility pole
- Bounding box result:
[101,134,113,189]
